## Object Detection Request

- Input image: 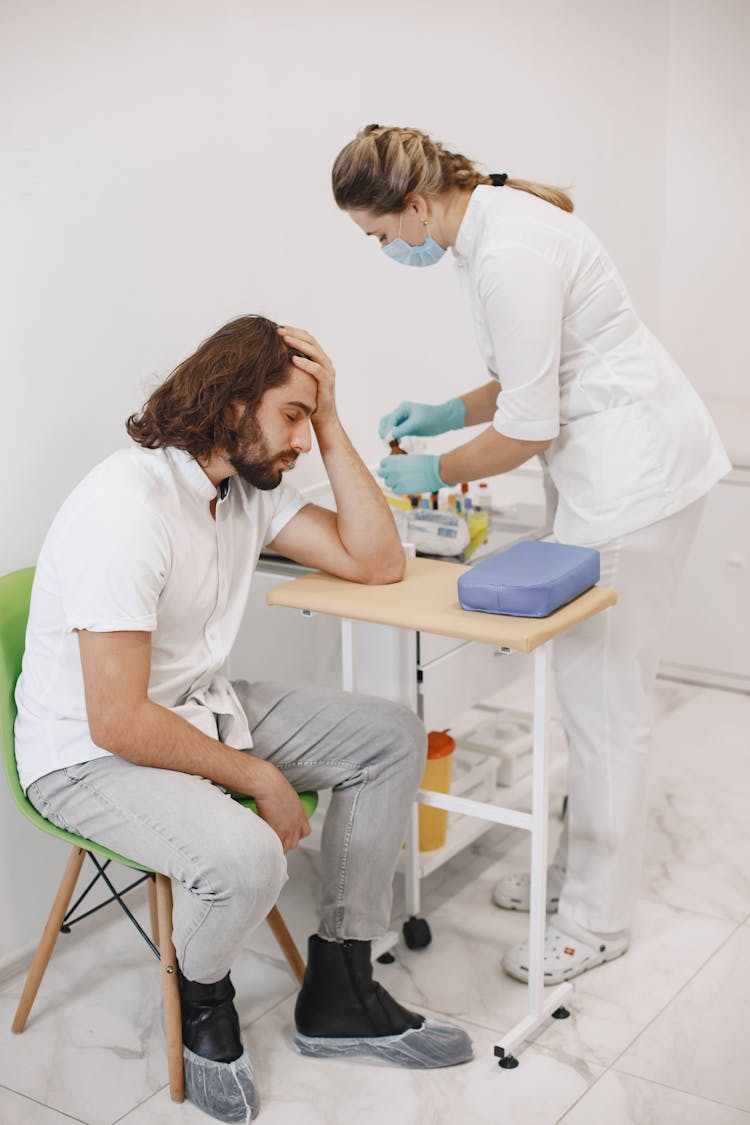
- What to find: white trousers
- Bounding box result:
[552,497,706,940]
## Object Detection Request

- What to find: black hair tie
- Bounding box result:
[489,172,508,186]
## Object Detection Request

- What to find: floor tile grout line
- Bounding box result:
[553,1066,610,1125]
[0,1080,90,1124]
[596,914,746,1077]
[608,1067,750,1117]
[552,913,749,1121]
[496,914,748,1120]
[553,1066,750,1124]
[109,1083,170,1125]
[635,895,749,928]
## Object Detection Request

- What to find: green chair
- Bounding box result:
[0,566,317,1102]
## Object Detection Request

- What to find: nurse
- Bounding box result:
[331,124,730,984]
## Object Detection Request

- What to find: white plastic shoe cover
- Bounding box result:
[491,864,566,912]
[293,1017,473,1068]
[183,1046,260,1122]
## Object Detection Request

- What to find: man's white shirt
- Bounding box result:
[14,446,307,791]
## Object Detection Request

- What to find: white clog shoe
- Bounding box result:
[491,865,566,913]
[502,925,629,985]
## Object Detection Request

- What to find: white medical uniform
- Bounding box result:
[453,185,730,938]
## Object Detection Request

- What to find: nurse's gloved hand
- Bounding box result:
[378,453,447,495]
[378,398,467,440]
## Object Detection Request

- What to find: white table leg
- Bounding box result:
[339,616,570,1053]
[403,804,421,918]
[340,617,354,693]
[494,639,573,1066]
[528,641,551,1013]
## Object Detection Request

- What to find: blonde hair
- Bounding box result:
[332,124,573,215]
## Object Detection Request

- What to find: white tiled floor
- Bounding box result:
[1,681,749,1124]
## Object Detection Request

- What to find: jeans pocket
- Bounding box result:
[63,763,91,785]
[27,781,48,815]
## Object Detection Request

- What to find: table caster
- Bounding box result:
[402,915,432,949]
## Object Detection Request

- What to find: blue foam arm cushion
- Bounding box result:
[457,540,600,618]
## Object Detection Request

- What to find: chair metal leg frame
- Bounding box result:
[61,856,152,936]
[75,853,159,956]
[11,845,307,1104]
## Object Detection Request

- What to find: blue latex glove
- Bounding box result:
[378,397,467,440]
[378,453,447,495]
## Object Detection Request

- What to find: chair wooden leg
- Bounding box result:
[147,876,159,948]
[12,845,86,1033]
[154,874,184,1102]
[265,905,305,985]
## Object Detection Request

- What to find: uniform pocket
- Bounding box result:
[549,401,665,529]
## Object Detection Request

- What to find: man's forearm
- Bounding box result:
[92,697,274,797]
[314,414,404,582]
[439,425,550,485]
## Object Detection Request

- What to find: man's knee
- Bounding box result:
[368,700,427,783]
[203,814,287,916]
[239,819,287,914]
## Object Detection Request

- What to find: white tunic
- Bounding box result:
[14,446,307,791]
[452,185,730,544]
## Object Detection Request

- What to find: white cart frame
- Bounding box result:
[268,560,615,1067]
[339,617,571,1064]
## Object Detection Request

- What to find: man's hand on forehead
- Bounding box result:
[277,326,337,425]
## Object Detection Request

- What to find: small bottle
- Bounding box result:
[475,481,490,510]
[460,482,472,519]
[389,438,420,506]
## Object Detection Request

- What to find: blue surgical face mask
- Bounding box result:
[381,209,446,267]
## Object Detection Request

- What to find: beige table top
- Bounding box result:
[266,556,617,654]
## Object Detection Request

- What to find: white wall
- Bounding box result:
[662,0,750,398]
[0,0,740,965]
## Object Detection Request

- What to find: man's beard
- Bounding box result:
[229,410,298,491]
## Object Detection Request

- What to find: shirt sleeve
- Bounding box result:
[53,495,170,633]
[477,245,563,441]
[263,477,310,547]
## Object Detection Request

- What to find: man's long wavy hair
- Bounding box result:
[127,315,301,460]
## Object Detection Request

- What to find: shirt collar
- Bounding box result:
[167,447,223,502]
[452,185,488,264]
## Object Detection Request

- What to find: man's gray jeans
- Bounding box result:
[28,681,427,984]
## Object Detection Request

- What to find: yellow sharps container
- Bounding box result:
[418,730,455,851]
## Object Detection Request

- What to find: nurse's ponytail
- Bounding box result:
[332,124,573,214]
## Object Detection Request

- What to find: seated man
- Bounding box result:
[14,316,472,1123]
